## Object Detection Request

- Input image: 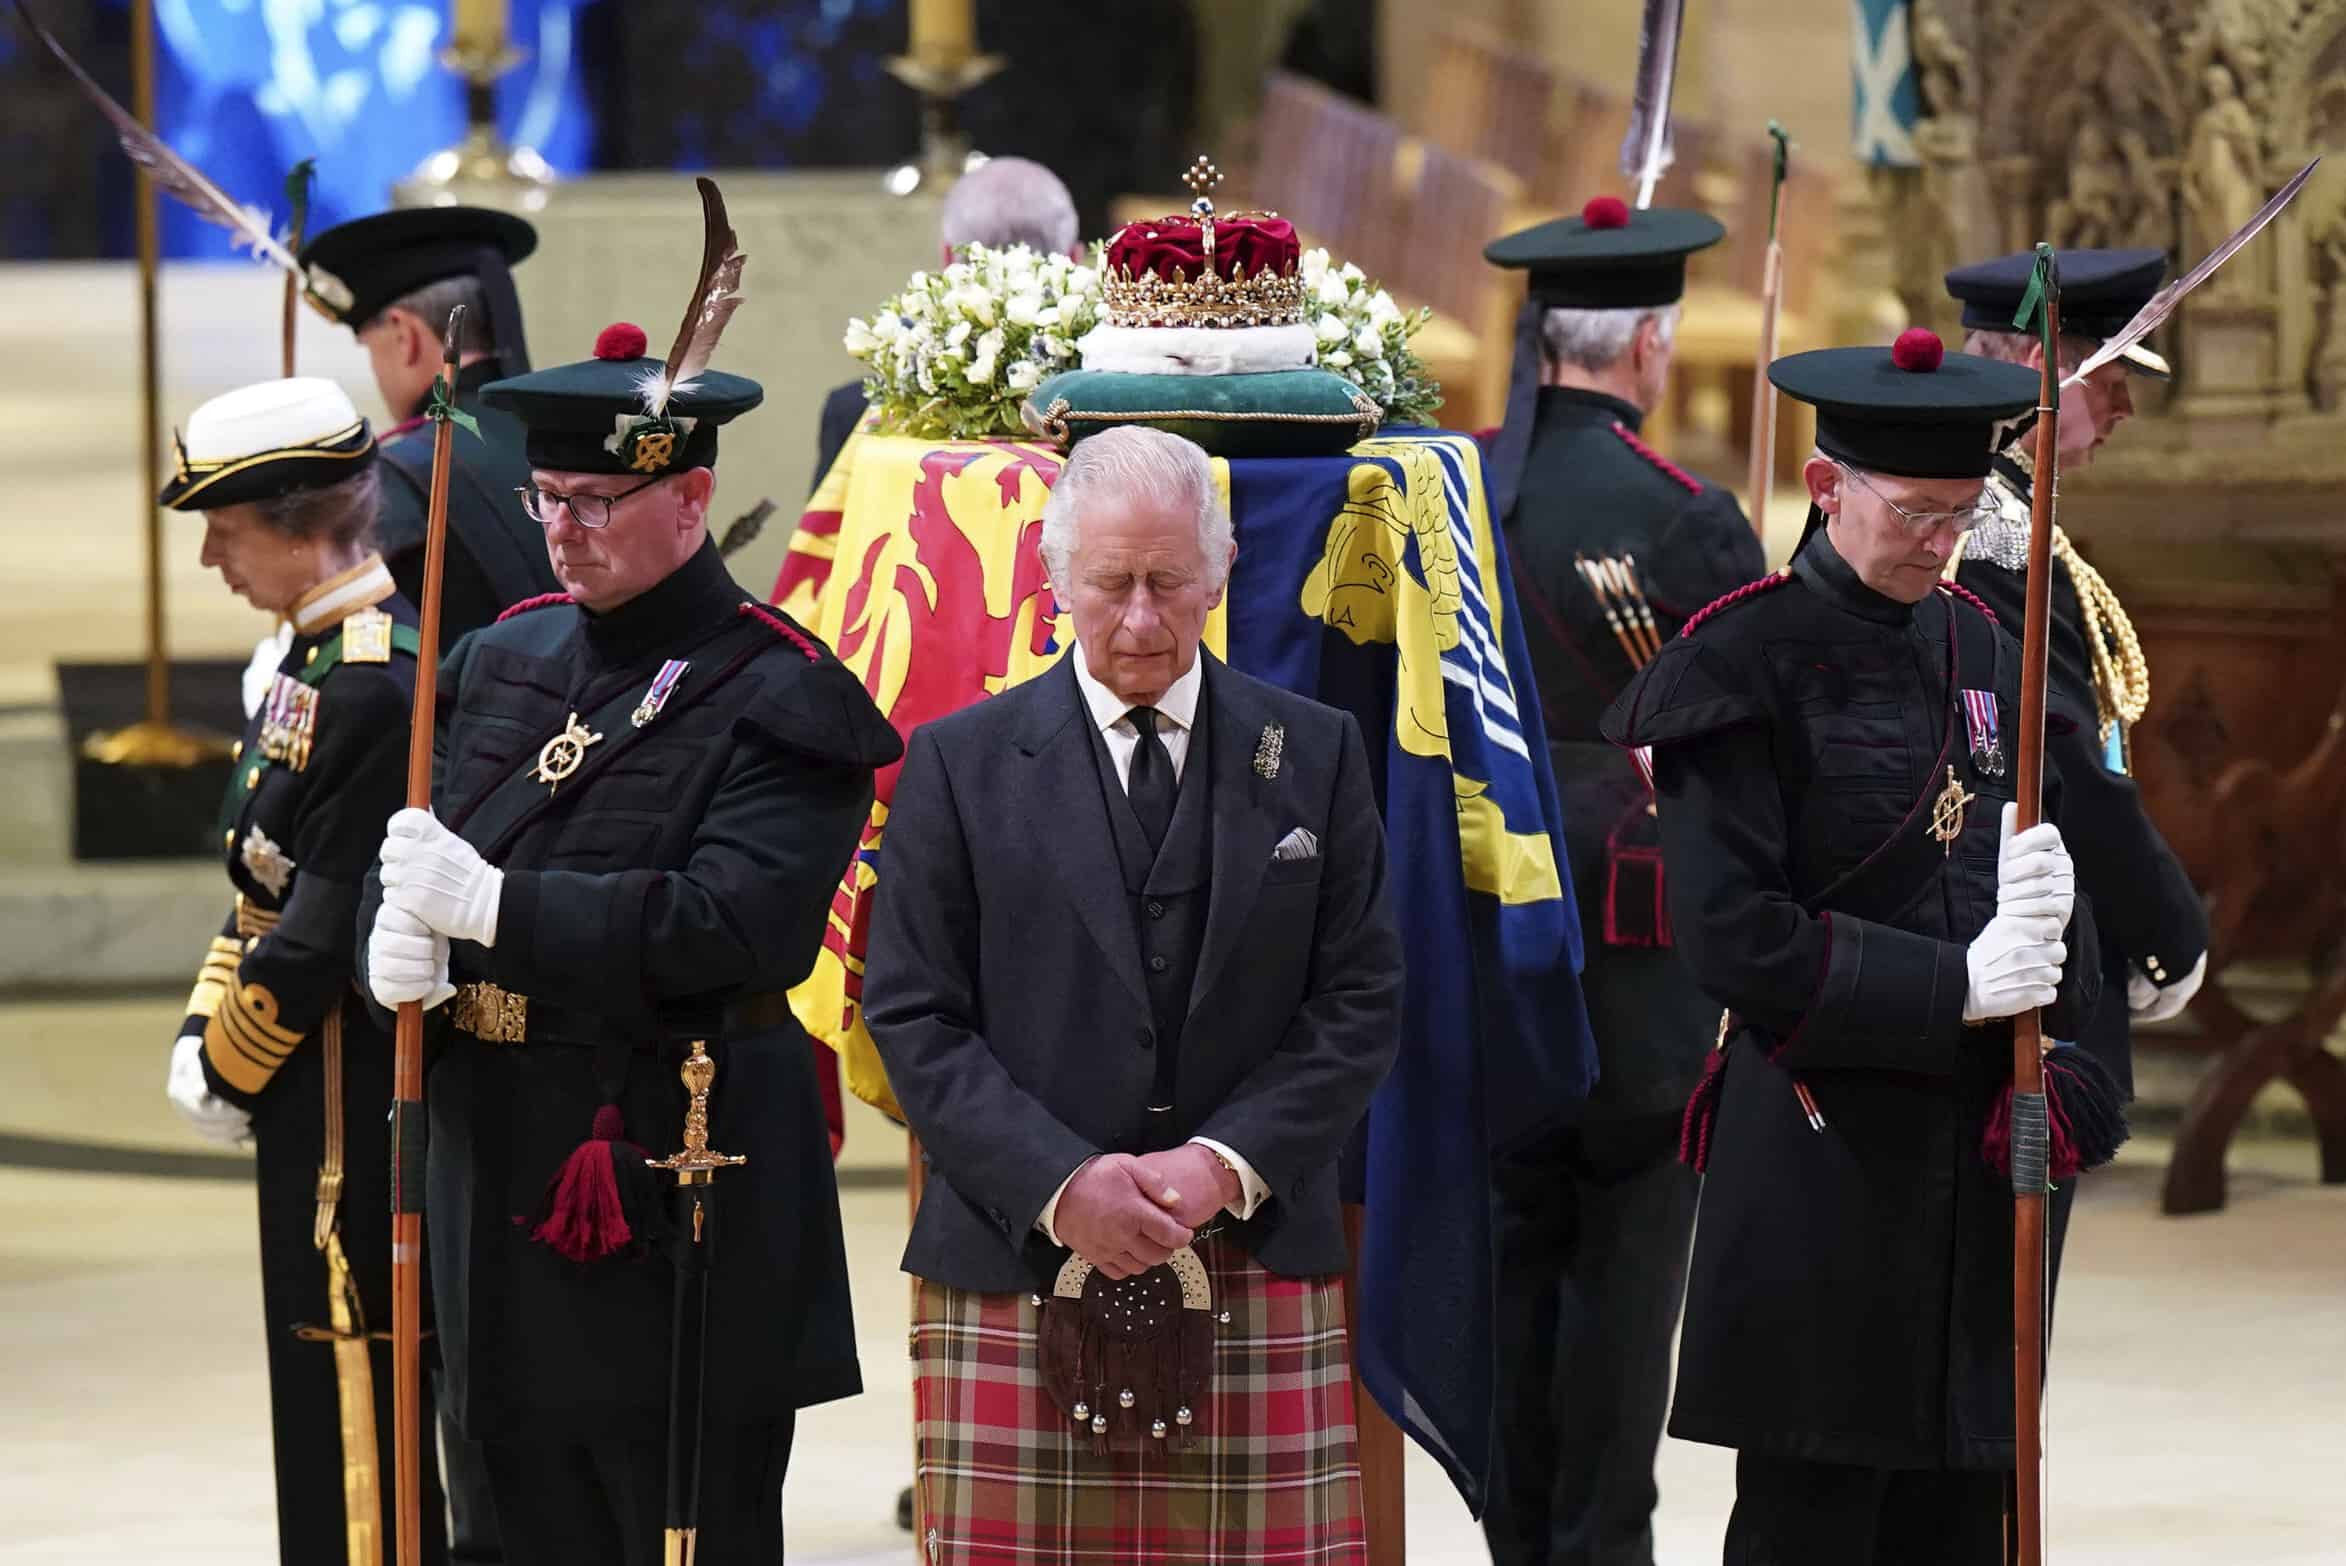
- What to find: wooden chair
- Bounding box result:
[1419,23,1559,199]
[1386,138,1522,431]
[1255,71,1403,269]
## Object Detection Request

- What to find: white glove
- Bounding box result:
[166,1034,251,1146]
[1964,913,2066,1023]
[1995,802,2075,930]
[241,623,294,718]
[2129,951,2207,1023]
[367,901,456,1011]
[379,807,503,946]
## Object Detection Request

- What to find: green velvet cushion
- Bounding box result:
[1022,369,1382,458]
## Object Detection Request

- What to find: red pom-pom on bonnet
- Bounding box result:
[1891,327,1946,373]
[594,322,649,361]
[1581,195,1632,231]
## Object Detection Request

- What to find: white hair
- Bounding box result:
[1039,426,1233,591]
[1540,302,1681,373]
[940,157,1080,257]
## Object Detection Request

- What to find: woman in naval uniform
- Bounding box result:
[159,376,448,1565]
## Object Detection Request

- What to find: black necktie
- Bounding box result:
[1125,706,1176,854]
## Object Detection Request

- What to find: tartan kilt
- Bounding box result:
[911,1234,1367,1564]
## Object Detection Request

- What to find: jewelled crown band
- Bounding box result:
[1101,155,1308,330]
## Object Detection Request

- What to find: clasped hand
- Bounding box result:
[1053,1146,1241,1280]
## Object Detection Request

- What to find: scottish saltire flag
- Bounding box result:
[1852,0,1922,167]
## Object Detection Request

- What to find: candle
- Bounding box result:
[909,0,973,61]
[454,0,508,52]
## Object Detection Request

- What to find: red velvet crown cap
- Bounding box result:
[1107,214,1300,282]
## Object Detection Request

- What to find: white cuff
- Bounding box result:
[1035,1156,1095,1247]
[1189,1137,1270,1221]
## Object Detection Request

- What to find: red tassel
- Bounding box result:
[529,1105,638,1262]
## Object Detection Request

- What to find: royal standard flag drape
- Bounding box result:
[774,428,1598,1511]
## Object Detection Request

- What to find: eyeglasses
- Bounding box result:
[1834,462,1997,536]
[514,476,665,529]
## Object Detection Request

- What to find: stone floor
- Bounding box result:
[2,994,2340,1564]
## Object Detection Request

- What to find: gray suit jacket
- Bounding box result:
[864,652,1403,1292]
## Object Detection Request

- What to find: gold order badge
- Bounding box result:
[1928,766,1975,856]
[627,429,677,473]
[530,711,604,795]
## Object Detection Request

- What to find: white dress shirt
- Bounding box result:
[1037,650,1270,1246]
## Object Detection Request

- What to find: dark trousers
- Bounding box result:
[1724,1453,2006,1565]
[253,1033,449,1565]
[481,1416,796,1566]
[1483,1112,1697,1566]
[437,1371,504,1562]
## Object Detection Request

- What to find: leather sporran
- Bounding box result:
[1038,1246,1216,1454]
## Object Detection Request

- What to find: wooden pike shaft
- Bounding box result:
[1747,239,1783,538]
[392,306,467,1566]
[2010,274,2058,1566]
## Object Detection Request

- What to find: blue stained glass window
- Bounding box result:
[152,0,594,258]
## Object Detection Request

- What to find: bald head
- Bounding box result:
[940,157,1081,259]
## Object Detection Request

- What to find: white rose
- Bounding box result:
[976,328,1005,361]
[1038,333,1070,359]
[1301,247,1331,283]
[1316,273,1351,308]
[1354,324,1383,358]
[1322,350,1354,369]
[1006,360,1042,390]
[907,270,930,292]
[1006,292,1043,326]
[967,354,998,383]
[1067,266,1097,295]
[945,319,973,349]
[1367,290,1400,326]
[1340,261,1364,283]
[1315,313,1350,344]
[966,289,998,326]
[845,318,877,355]
[1034,305,1062,327]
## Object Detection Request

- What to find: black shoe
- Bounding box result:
[896,1485,915,1532]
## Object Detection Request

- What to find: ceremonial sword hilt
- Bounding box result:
[647,1041,746,1243]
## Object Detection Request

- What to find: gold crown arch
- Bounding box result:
[1102,157,1308,330]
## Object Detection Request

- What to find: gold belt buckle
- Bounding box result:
[452,982,528,1044]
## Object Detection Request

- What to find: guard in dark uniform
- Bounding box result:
[1944,247,2209,1106]
[359,320,901,1566]
[1478,197,1768,1566]
[1602,336,2108,1564]
[158,377,447,1565]
[301,205,557,636]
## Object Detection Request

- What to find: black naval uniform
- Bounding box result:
[1955,442,2206,1100]
[360,539,900,1565]
[1601,530,2101,1564]
[180,557,449,1565]
[1492,385,1765,1566]
[375,357,556,637]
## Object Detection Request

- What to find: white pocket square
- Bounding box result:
[1272,827,1320,862]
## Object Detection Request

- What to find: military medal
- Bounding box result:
[632,659,690,728]
[258,674,319,771]
[530,711,604,795]
[1962,688,2005,778]
[1253,721,1284,780]
[342,607,394,664]
[1928,766,1974,856]
[239,826,296,897]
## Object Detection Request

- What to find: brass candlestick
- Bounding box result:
[395,0,554,211]
[883,47,1006,196]
[82,0,232,769]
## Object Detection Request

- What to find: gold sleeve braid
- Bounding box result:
[204,981,304,1096]
[183,935,242,1021]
